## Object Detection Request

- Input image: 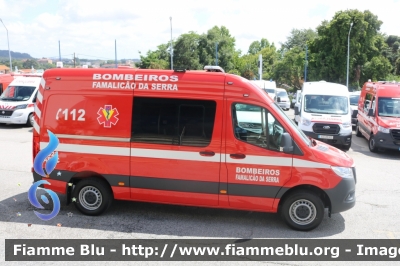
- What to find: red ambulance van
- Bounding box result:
[32,66,356,231]
[356,80,400,152]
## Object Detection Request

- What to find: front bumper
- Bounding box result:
[278,102,290,109]
[324,170,356,213]
[373,131,400,151]
[303,130,352,146]
[0,109,29,124]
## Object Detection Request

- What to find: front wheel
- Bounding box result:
[26,113,34,127]
[280,190,325,231]
[342,144,351,151]
[368,135,378,153]
[72,178,113,216]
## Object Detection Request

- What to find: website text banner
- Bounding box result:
[5,239,400,261]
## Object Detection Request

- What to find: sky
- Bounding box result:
[0,0,399,62]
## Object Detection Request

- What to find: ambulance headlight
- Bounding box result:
[14,104,28,110]
[331,166,354,179]
[301,117,311,126]
[378,126,390,133]
[343,121,351,128]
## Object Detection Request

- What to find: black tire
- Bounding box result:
[280,190,324,231]
[72,178,113,216]
[355,123,362,137]
[368,135,378,153]
[26,113,34,127]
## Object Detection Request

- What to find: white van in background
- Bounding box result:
[275,88,290,110]
[0,74,43,127]
[250,80,277,100]
[294,81,352,151]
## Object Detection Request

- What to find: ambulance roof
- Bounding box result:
[9,76,42,86]
[364,81,400,98]
[302,81,348,96]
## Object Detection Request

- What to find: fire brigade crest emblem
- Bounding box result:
[97,105,119,128]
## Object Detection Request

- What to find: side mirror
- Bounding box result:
[367,108,374,117]
[280,132,294,154]
[294,105,299,115]
[277,97,281,103]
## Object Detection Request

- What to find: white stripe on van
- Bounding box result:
[34,105,41,118]
[40,78,45,89]
[37,91,43,104]
[40,142,130,156]
[38,143,333,168]
[293,159,330,169]
[56,134,130,142]
[226,155,292,166]
[33,120,40,134]
[130,148,221,163]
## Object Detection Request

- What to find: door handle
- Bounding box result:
[230,153,246,159]
[200,151,215,157]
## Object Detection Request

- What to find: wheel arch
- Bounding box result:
[66,171,113,205]
[277,185,331,213]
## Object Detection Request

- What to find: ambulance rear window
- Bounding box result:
[131,97,217,147]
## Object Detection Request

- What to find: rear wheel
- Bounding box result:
[280,190,324,231]
[72,178,113,216]
[355,123,362,137]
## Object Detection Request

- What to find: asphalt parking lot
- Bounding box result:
[1,109,400,265]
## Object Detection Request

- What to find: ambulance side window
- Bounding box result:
[364,93,372,112]
[371,96,376,113]
[131,97,216,147]
[232,103,286,152]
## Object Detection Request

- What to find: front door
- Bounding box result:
[224,100,293,211]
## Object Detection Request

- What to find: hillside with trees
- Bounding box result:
[0,50,33,59]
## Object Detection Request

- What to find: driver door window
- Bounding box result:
[232,103,286,152]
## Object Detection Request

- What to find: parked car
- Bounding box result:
[349,91,361,127]
[275,88,290,111]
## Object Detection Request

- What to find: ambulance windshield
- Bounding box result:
[378,97,400,118]
[0,86,36,101]
[304,95,349,115]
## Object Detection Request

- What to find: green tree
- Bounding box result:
[308,9,387,87]
[237,53,258,80]
[39,63,56,70]
[362,56,392,81]
[138,43,170,69]
[248,38,271,55]
[22,59,39,69]
[173,32,202,70]
[273,46,305,89]
[382,35,400,75]
[282,28,317,51]
[260,45,278,80]
[198,26,236,72]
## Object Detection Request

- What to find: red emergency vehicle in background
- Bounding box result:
[356,80,400,152]
[0,74,15,94]
[32,66,356,231]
